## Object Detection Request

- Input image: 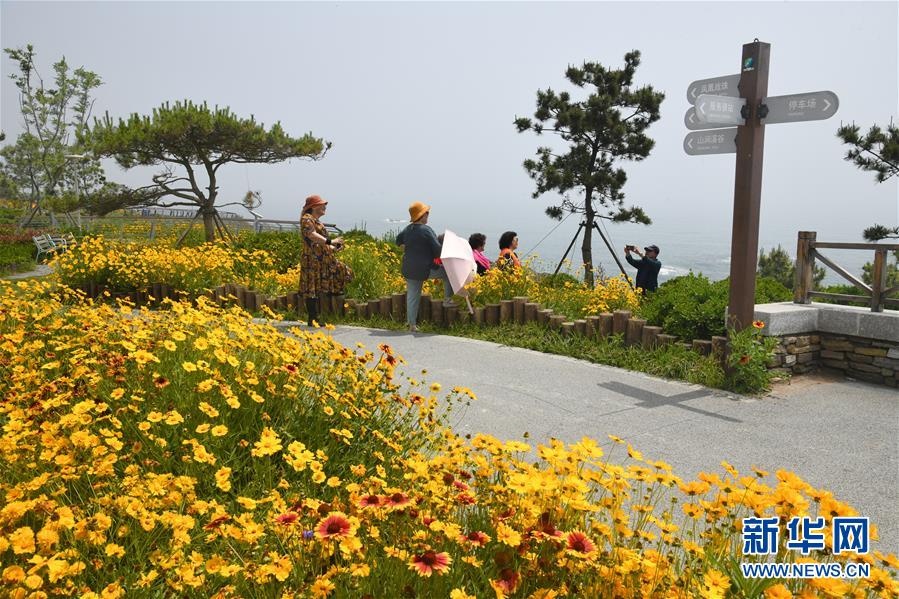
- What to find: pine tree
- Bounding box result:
[85,101,329,242]
[515,51,663,286]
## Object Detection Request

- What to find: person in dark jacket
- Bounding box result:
[396,202,453,332]
[624,244,662,294]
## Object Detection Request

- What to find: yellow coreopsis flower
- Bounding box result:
[251,427,283,457]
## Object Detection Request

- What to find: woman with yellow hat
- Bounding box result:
[299,195,352,326]
[395,201,454,332]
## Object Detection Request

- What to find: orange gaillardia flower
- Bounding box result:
[491,568,520,594]
[358,494,383,509]
[459,531,490,547]
[566,530,597,556]
[315,512,353,540]
[385,492,411,509]
[739,355,751,365]
[409,550,452,576]
[275,513,299,526]
[753,320,765,329]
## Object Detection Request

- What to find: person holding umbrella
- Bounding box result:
[396,201,454,332]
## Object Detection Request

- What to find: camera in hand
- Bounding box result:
[625,245,636,251]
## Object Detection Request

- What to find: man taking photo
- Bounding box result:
[624,244,661,294]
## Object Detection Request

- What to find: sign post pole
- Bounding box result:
[727,40,770,331]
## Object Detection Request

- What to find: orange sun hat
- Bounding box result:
[303,195,327,212]
[408,201,430,222]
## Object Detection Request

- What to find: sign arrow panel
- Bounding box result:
[683,127,737,156]
[762,91,839,125]
[686,73,741,105]
[695,94,746,126]
[684,107,728,130]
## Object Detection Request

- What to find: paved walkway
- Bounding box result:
[283,323,899,551]
[3,264,52,280]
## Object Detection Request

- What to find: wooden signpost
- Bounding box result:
[684,41,839,331]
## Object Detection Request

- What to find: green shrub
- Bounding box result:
[725,324,779,394]
[638,273,791,340]
[0,241,35,275]
[232,230,303,272]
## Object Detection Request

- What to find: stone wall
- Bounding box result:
[756,302,898,389]
[767,332,898,387]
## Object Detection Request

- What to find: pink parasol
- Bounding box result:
[440,229,477,313]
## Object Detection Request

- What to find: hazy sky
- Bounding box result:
[2,1,897,275]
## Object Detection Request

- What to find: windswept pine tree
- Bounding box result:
[85,101,330,242]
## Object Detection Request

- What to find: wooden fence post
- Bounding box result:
[871,248,887,313]
[794,231,816,304]
[474,306,486,325]
[524,302,539,323]
[625,318,646,346]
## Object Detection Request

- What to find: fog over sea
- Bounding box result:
[334,211,882,287]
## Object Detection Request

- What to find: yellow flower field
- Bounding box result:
[1,279,896,598]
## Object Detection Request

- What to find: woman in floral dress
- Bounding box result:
[299,195,352,325]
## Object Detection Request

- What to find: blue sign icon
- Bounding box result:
[833,517,870,555]
[742,517,780,555]
[787,517,827,555]
[743,57,755,72]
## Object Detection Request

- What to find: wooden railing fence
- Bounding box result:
[793,231,899,312]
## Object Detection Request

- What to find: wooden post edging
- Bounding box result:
[612,311,630,336]
[513,297,528,324]
[585,315,600,338]
[499,300,514,323]
[692,340,713,356]
[625,318,646,346]
[598,313,613,338]
[641,325,662,349]
[573,320,587,336]
[420,294,432,321]
[391,293,406,320]
[485,304,500,325]
[430,298,445,325]
[549,314,566,331]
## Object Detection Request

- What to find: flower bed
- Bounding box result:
[1,279,896,597]
[50,236,276,294]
